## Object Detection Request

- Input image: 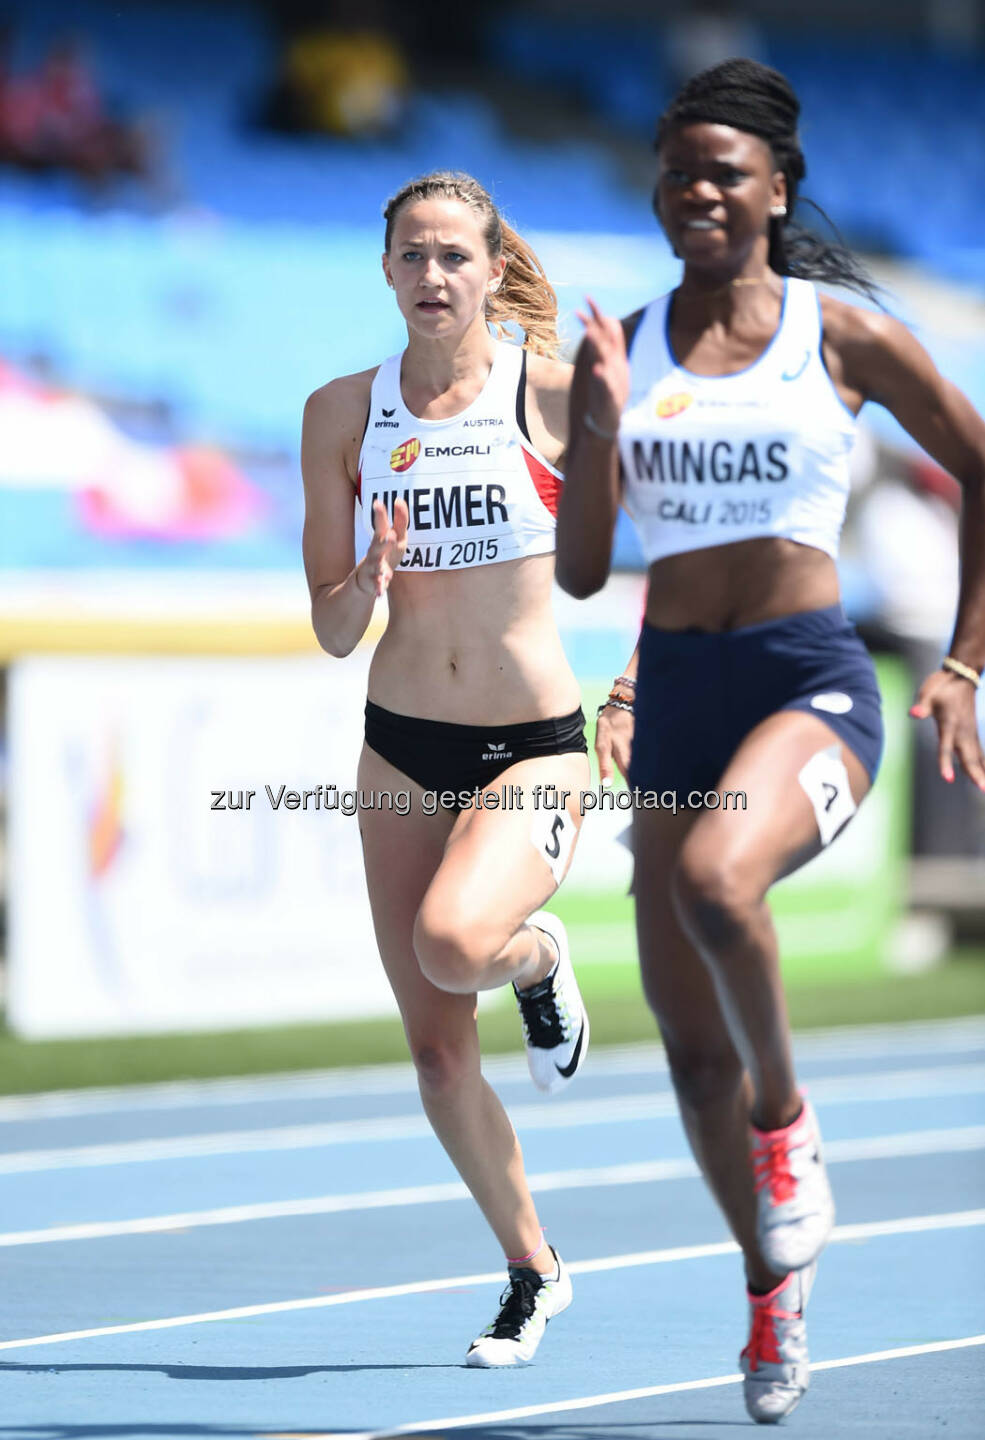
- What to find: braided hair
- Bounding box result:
[655,58,879,302]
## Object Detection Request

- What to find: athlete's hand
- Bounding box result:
[356,499,409,598]
[576,296,630,435]
[910,670,985,792]
[595,704,634,786]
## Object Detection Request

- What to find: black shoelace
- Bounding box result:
[514,975,565,1048]
[487,1267,545,1339]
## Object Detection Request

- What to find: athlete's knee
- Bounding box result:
[409,1035,476,1098]
[413,898,487,993]
[664,1038,744,1112]
[672,845,760,952]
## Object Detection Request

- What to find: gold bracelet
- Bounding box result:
[942,656,982,688]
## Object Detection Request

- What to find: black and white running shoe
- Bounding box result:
[513,911,589,1094]
[466,1248,573,1367]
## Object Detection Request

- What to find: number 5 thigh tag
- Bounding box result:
[798,744,857,846]
[530,806,576,884]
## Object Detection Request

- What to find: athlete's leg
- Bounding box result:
[357,744,551,1270]
[413,750,591,995]
[635,710,871,1287]
[672,709,871,1131]
[634,806,781,1291]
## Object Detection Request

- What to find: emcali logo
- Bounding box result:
[390,438,420,472]
[656,392,694,420]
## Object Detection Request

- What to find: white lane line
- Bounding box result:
[1,1133,983,1249]
[4,1064,984,1173]
[275,1335,985,1439]
[2,1016,983,1123]
[0,1210,981,1352]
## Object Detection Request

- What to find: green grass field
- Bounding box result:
[1,945,983,1097]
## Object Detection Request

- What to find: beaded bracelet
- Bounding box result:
[597,697,634,718]
[612,675,636,691]
[942,656,982,688]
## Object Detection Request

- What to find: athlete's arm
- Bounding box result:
[595,642,639,784]
[301,373,408,658]
[523,351,572,469]
[555,302,634,598]
[825,299,985,790]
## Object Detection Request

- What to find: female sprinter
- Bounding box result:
[556,60,985,1422]
[301,172,591,1367]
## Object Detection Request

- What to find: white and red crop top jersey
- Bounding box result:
[356,341,562,573]
[619,277,857,564]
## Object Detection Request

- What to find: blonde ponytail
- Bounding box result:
[486,221,560,358]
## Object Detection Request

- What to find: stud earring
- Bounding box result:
[770,205,787,218]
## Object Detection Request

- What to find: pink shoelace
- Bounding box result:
[751,1131,797,1205]
[742,1296,797,1371]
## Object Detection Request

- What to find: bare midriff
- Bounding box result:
[368,553,581,725]
[644,536,841,632]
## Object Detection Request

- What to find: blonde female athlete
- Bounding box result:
[556,60,985,1422]
[301,172,591,1367]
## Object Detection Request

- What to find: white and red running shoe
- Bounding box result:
[751,1097,834,1272]
[740,1262,816,1424]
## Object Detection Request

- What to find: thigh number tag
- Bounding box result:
[531,807,576,884]
[798,745,857,846]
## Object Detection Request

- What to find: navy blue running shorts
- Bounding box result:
[628,604,884,802]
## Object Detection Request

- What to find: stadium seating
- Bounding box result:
[1,1,982,459]
[489,16,985,265]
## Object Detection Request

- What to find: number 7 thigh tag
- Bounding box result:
[797,744,857,846]
[530,807,576,884]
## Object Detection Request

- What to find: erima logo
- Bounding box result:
[482,741,512,761]
[383,407,395,417]
[656,392,694,419]
[390,437,420,472]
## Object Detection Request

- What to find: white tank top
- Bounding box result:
[356,342,562,573]
[619,277,856,564]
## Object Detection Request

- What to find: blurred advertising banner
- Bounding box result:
[7,644,913,1040]
[8,654,398,1038]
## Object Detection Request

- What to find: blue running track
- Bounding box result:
[1,1016,984,1437]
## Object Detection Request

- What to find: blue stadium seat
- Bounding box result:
[1,4,981,450]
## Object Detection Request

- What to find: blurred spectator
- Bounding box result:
[0,22,40,169]
[665,2,764,91]
[0,33,152,190]
[854,454,985,857]
[928,0,984,50]
[264,4,409,139]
